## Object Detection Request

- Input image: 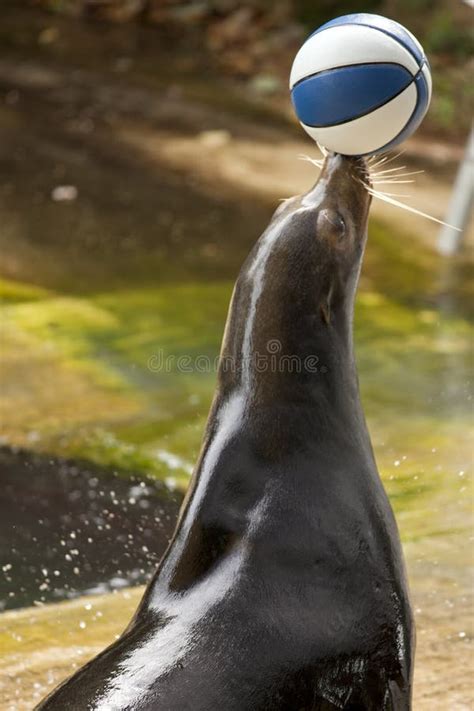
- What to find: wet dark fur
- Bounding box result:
[37,155,414,711]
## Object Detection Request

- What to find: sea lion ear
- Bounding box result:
[320,283,333,325]
[320,301,331,325]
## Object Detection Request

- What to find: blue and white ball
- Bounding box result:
[290,14,432,156]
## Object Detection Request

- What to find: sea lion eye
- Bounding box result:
[317,209,346,238]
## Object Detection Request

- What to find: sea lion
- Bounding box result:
[37,153,414,711]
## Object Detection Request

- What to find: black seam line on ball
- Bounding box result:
[300,63,425,129]
[310,22,424,69]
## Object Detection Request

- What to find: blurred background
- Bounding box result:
[0,1,472,708]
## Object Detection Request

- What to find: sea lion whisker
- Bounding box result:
[316,142,328,157]
[371,175,419,181]
[369,164,417,178]
[353,162,372,181]
[371,180,416,185]
[357,177,412,196]
[369,149,406,169]
[370,165,408,175]
[298,154,324,169]
[382,172,424,180]
[372,191,412,198]
[367,152,389,166]
[367,188,462,230]
[370,169,424,178]
[355,178,372,193]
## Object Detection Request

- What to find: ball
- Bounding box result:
[289,14,432,156]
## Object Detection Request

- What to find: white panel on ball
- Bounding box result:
[301,82,418,156]
[289,25,419,89]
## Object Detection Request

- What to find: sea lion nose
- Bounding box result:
[302,152,348,206]
[320,152,369,195]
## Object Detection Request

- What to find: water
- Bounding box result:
[0,447,182,611]
[0,6,472,708]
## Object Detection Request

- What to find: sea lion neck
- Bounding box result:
[146,154,373,597]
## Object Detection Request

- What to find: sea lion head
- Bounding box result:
[220,153,372,397]
[271,152,372,306]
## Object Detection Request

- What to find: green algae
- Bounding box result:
[1,271,471,501]
[0,282,231,484]
[0,277,52,304]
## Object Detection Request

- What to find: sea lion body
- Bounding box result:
[38,154,414,710]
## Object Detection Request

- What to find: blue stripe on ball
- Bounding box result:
[291,63,413,128]
[372,65,430,155]
[312,14,424,67]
